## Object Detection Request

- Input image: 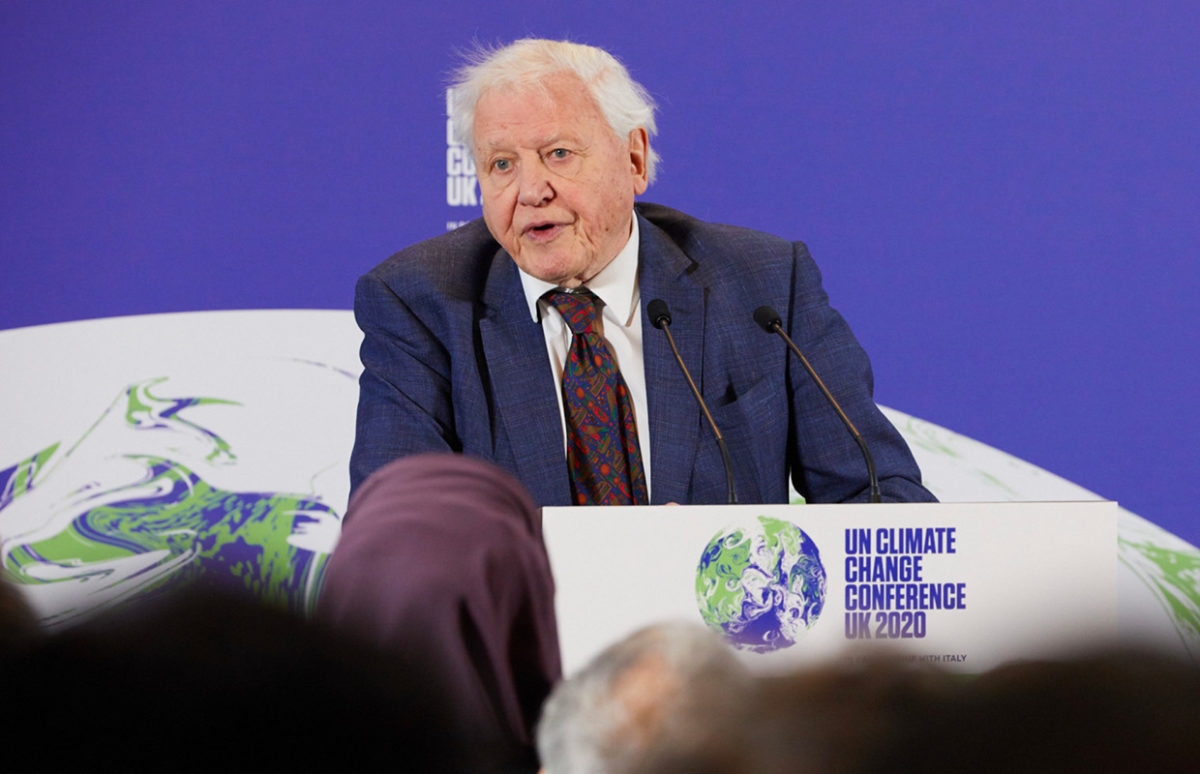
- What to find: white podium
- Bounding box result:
[544,501,1118,675]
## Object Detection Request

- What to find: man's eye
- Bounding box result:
[493,159,512,172]
[548,148,570,160]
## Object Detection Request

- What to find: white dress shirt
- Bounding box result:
[516,215,652,496]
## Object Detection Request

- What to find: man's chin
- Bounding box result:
[541,271,587,289]
[517,255,589,288]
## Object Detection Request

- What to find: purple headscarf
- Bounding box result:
[318,453,561,769]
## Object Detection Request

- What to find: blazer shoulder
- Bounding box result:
[636,202,800,261]
[635,202,804,295]
[360,218,500,302]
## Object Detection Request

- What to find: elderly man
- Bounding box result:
[350,38,933,506]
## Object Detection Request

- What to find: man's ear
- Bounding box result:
[628,127,649,195]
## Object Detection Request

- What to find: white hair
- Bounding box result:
[535,622,741,774]
[449,38,660,183]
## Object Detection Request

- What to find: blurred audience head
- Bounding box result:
[633,647,1200,774]
[536,621,745,774]
[0,584,472,770]
[904,648,1200,773]
[0,577,40,655]
[631,650,956,774]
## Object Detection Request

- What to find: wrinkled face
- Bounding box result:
[473,72,649,288]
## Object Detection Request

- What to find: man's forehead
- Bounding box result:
[473,75,605,149]
[484,70,590,106]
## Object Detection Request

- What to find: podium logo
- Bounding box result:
[695,516,827,653]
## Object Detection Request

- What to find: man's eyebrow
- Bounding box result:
[474,135,507,152]
[540,133,590,149]
[475,131,588,154]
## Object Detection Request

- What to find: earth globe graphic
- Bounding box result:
[695,516,827,653]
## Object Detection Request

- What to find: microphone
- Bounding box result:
[648,299,738,504]
[753,305,881,503]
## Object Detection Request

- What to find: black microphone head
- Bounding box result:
[753,305,783,333]
[647,299,671,329]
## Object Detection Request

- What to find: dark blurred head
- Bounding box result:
[0,578,41,655]
[0,586,472,769]
[633,648,1200,774]
[900,649,1200,773]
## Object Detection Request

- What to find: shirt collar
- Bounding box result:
[518,214,640,326]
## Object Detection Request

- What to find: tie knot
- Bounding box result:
[546,289,599,335]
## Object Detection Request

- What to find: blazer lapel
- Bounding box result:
[638,214,706,505]
[479,251,571,506]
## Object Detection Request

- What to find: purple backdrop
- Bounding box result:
[3,2,1197,543]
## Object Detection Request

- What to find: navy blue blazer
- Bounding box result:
[351,203,934,506]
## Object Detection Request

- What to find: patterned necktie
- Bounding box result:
[545,288,648,505]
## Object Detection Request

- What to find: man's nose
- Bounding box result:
[516,163,554,206]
